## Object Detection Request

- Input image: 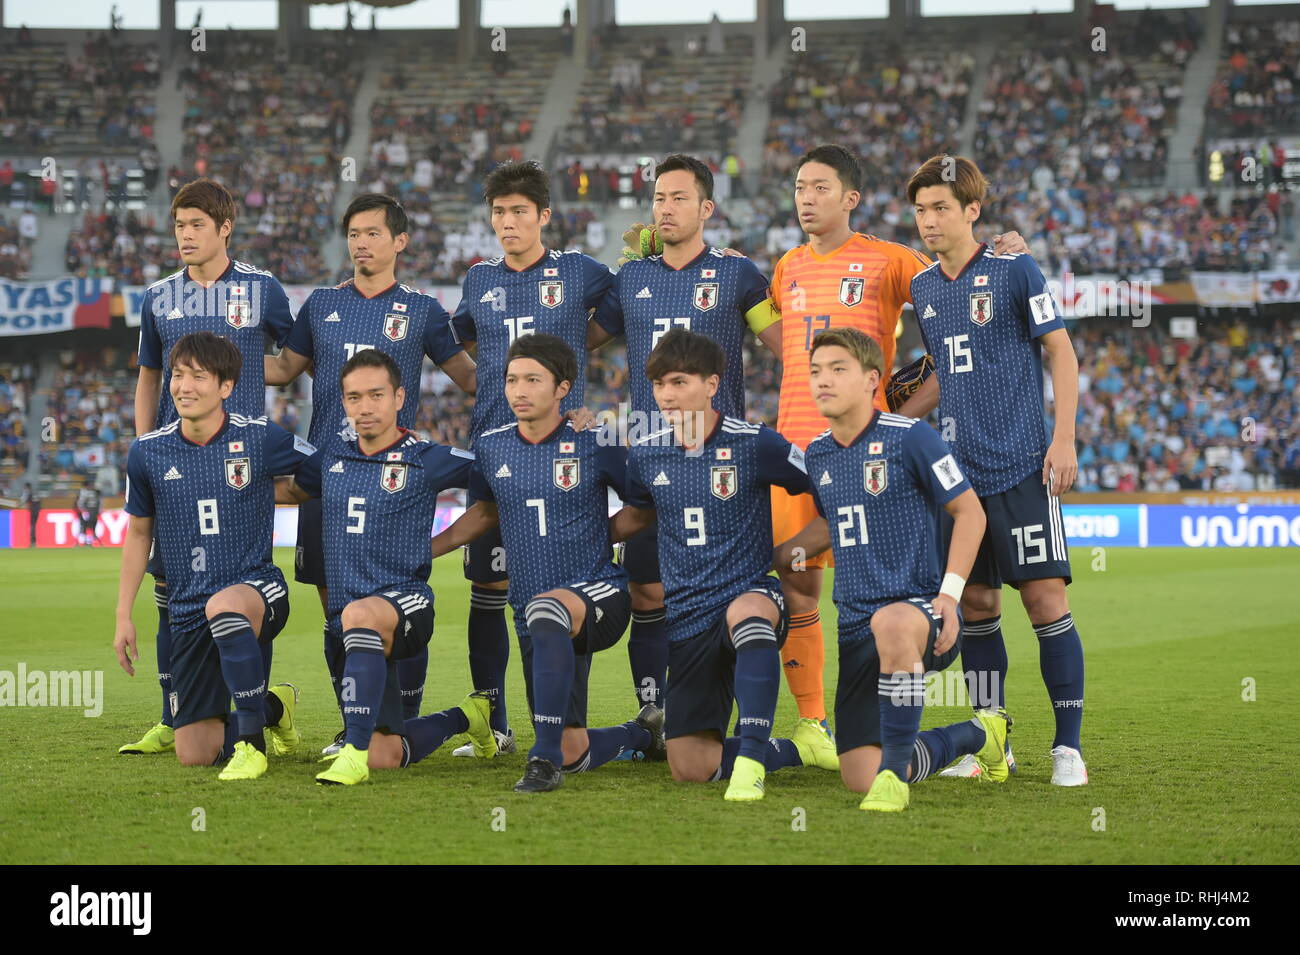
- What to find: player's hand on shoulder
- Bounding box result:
[932,594,960,656]
[992,231,1028,255]
[564,406,598,431]
[720,247,747,258]
[113,619,138,676]
[335,277,354,289]
[1043,436,1078,496]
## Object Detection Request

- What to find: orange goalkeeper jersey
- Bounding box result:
[771,233,932,448]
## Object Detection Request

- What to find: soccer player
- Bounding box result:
[899,155,1087,786]
[430,334,663,792]
[768,144,1026,738]
[588,155,798,742]
[121,178,295,756]
[610,329,839,801]
[264,193,475,754]
[76,481,101,546]
[448,161,619,755]
[114,332,307,779]
[775,328,1009,811]
[277,349,496,785]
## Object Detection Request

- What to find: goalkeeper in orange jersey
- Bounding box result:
[768,144,1026,735]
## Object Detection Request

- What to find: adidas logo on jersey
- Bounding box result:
[329,461,345,473]
[163,466,182,480]
[636,287,652,299]
[922,304,936,319]
[479,290,495,303]
[166,307,182,320]
[652,471,670,486]
[324,311,341,322]
[819,470,832,486]
[496,464,512,478]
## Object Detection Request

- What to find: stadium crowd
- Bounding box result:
[1206,19,1300,137]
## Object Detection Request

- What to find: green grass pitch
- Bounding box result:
[1,546,1297,864]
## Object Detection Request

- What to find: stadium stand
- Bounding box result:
[1206,19,1300,138]
[37,348,136,497]
[0,360,35,487]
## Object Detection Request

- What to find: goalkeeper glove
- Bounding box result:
[617,222,663,268]
[885,353,936,413]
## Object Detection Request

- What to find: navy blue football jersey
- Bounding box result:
[806,412,972,643]
[283,281,463,449]
[295,429,474,617]
[125,414,315,634]
[449,249,618,441]
[137,259,294,426]
[624,416,810,642]
[468,420,626,612]
[603,247,771,418]
[910,246,1066,496]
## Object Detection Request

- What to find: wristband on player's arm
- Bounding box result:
[885,353,935,412]
[939,572,966,603]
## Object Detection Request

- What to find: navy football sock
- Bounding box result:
[628,608,667,707]
[567,722,653,772]
[713,735,804,780]
[397,646,428,721]
[401,707,470,766]
[1035,612,1085,751]
[259,636,273,683]
[323,620,344,717]
[213,715,239,764]
[341,629,387,750]
[155,583,174,727]
[878,670,925,779]
[960,615,1007,710]
[263,686,284,727]
[525,597,574,767]
[911,718,987,782]
[210,612,267,748]
[731,616,781,764]
[468,586,510,734]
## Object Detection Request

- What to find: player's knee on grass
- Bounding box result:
[629,580,664,611]
[175,720,225,767]
[840,745,882,793]
[367,732,404,769]
[1018,578,1069,627]
[667,735,722,782]
[961,584,1000,618]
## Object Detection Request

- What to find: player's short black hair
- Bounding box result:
[654,154,714,202]
[797,144,863,194]
[484,160,551,214]
[340,348,402,391]
[341,193,409,238]
[171,177,236,247]
[168,331,242,386]
[645,327,725,382]
[506,333,577,390]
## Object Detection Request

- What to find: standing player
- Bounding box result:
[449,161,620,755]
[588,155,792,734]
[264,193,475,754]
[768,144,1025,738]
[76,481,101,546]
[611,329,839,801]
[121,178,295,757]
[114,332,307,779]
[775,329,1009,812]
[900,155,1086,786]
[430,335,662,792]
[277,349,496,784]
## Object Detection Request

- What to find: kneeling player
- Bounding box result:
[611,329,839,802]
[776,329,1009,812]
[432,334,663,793]
[278,349,496,785]
[114,332,306,780]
